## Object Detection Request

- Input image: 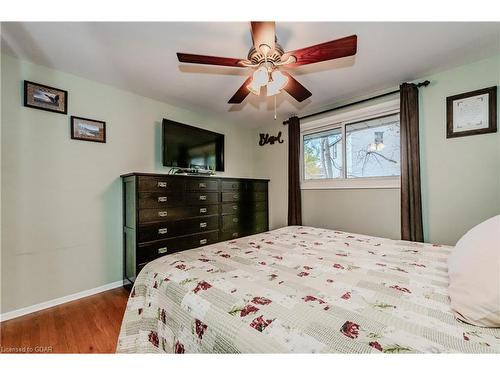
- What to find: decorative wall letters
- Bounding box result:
[259,131,284,146]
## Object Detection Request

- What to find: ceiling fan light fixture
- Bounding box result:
[271,70,288,89]
[247,80,261,96]
[266,81,281,97]
[252,66,269,87]
[266,70,289,97]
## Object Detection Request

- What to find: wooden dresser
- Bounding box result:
[121,173,269,285]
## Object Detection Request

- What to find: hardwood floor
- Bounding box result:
[0,287,129,354]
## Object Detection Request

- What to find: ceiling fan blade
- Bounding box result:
[282,35,357,67]
[250,22,276,52]
[282,72,312,102]
[228,76,253,104]
[177,53,244,67]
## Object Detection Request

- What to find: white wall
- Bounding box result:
[0,54,256,314]
[255,54,500,245]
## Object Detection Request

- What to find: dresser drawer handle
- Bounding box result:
[233,194,239,199]
[200,239,207,245]
[157,181,167,188]
[232,183,238,188]
[199,195,207,201]
[157,196,168,203]
[232,205,238,210]
[233,218,239,223]
[200,208,207,214]
[158,228,168,235]
[199,183,207,188]
[158,211,168,217]
[158,247,168,254]
[232,232,239,238]
[200,222,207,228]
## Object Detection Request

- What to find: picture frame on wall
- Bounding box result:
[446,86,497,138]
[24,80,68,114]
[70,116,106,143]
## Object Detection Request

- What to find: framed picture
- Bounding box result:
[70,116,106,143]
[446,86,497,138]
[24,80,68,114]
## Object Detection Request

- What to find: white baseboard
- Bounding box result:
[0,280,125,322]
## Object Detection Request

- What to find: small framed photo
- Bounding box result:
[24,80,68,114]
[446,86,497,138]
[70,116,106,143]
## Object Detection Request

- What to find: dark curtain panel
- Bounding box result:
[288,116,302,226]
[400,83,424,242]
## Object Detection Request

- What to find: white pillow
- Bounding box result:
[448,215,500,327]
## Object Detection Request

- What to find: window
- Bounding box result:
[346,113,400,178]
[301,100,401,189]
[303,127,342,179]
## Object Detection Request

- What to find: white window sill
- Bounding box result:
[301,176,400,190]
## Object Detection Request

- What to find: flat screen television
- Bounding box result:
[162,119,224,171]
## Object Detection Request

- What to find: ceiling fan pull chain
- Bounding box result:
[274,95,277,120]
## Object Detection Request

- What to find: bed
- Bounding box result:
[116,226,500,353]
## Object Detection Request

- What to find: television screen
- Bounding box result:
[162,119,224,171]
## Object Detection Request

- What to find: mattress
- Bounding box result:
[116,226,500,353]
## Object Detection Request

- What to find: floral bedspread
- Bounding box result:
[116,226,500,353]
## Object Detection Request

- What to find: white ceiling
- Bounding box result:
[2,22,499,126]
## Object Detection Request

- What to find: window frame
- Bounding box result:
[300,99,401,190]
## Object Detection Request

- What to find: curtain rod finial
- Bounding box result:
[283,113,298,125]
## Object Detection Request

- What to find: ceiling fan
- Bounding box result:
[177,22,357,104]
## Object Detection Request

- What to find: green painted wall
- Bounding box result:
[0,54,256,314]
[419,55,500,244]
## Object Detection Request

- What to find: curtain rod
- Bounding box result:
[282,80,430,125]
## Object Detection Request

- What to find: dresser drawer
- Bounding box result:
[222,202,267,215]
[179,215,219,236]
[253,201,268,212]
[222,180,245,191]
[220,229,241,241]
[251,191,267,202]
[137,176,185,192]
[137,231,219,263]
[222,214,243,231]
[138,192,184,209]
[185,192,220,205]
[222,191,267,203]
[253,211,268,224]
[222,191,243,202]
[248,181,268,192]
[139,205,219,223]
[221,203,241,215]
[249,223,267,235]
[246,211,268,233]
[137,222,176,242]
[187,179,219,191]
[137,215,219,242]
[137,239,173,264]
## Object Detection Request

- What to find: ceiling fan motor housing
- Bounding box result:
[247,42,285,65]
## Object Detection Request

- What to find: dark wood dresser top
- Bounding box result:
[120,172,269,181]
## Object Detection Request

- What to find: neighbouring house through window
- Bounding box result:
[301,100,401,189]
